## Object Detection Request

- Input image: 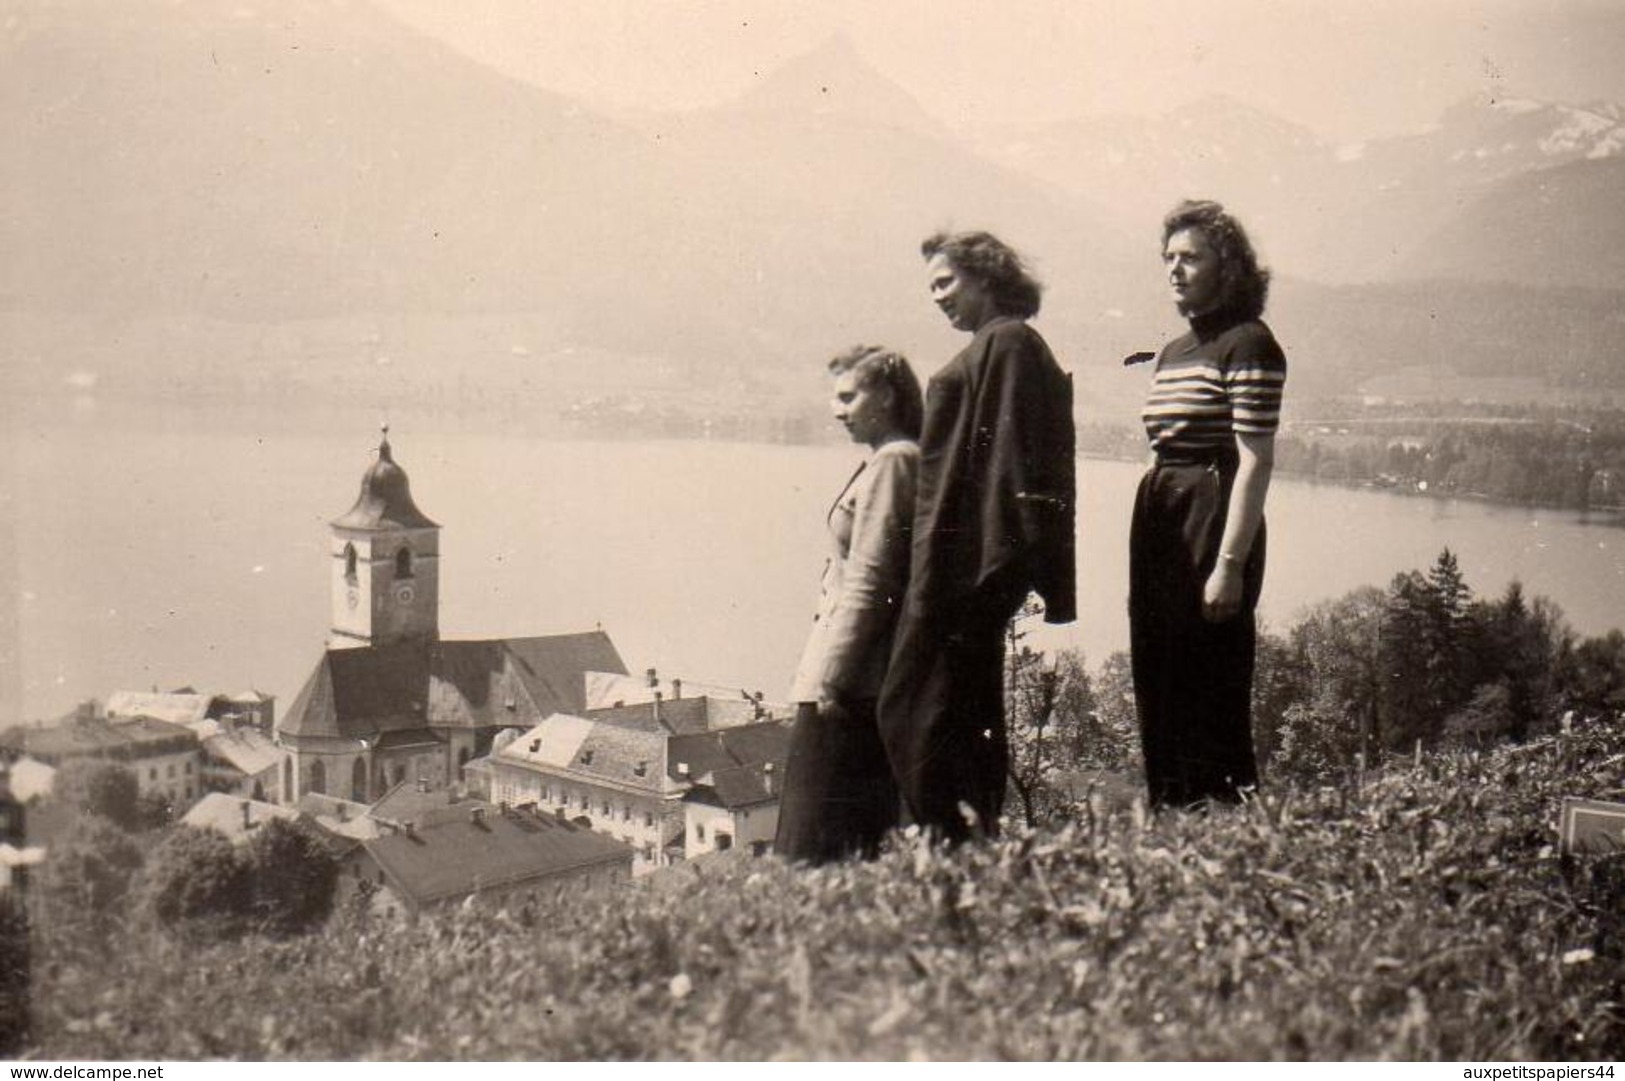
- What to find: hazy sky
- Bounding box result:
[374,0,1625,143]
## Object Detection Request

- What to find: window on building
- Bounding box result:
[622,805,630,822]
[311,759,327,796]
[696,824,705,842]
[644,812,654,828]
[601,800,611,816]
[344,543,358,582]
[716,833,732,851]
[149,768,157,781]
[166,764,175,779]
[395,547,413,579]
[185,761,193,774]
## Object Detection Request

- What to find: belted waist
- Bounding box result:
[1151,447,1238,469]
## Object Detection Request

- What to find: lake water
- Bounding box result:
[7,402,1625,724]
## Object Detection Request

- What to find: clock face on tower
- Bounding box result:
[395,584,415,606]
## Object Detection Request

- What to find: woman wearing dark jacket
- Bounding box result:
[878,231,1076,844]
[1131,200,1286,809]
[775,345,923,864]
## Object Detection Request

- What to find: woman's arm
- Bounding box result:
[1202,429,1274,623]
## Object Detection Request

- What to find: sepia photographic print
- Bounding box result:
[2,0,1624,1064]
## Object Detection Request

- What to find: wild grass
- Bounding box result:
[20,720,1625,1061]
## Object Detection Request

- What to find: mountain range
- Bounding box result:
[3,0,1622,410]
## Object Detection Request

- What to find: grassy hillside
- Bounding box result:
[21,720,1625,1061]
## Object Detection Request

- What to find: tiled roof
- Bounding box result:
[4,716,197,762]
[587,697,725,736]
[368,782,487,829]
[295,792,369,819]
[503,634,628,715]
[585,695,760,738]
[365,805,631,907]
[105,691,211,727]
[668,720,791,796]
[714,720,792,767]
[181,792,300,844]
[294,793,381,840]
[280,632,627,741]
[584,672,775,714]
[687,761,782,809]
[495,714,671,796]
[666,731,738,782]
[373,728,443,751]
[200,726,282,776]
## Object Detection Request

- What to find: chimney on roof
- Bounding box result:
[652,690,662,723]
[241,801,252,830]
[470,806,487,828]
[763,761,775,796]
[677,762,689,779]
[671,678,682,700]
[646,667,658,688]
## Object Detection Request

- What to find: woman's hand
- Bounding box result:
[1202,560,1245,622]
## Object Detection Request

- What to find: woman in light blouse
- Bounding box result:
[776,345,922,864]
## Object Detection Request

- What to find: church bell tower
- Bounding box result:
[329,427,440,649]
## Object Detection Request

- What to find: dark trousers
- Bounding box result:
[1130,456,1263,809]
[878,596,1018,844]
[774,700,900,864]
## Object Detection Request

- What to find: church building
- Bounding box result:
[276,430,629,805]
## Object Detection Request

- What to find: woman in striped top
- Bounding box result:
[1130,200,1286,809]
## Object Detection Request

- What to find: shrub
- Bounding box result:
[245,819,338,936]
[138,826,252,935]
[35,815,145,933]
[53,760,141,830]
[0,899,29,1055]
[20,719,1625,1060]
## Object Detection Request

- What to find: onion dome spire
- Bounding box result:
[332,424,438,530]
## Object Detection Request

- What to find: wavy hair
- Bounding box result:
[828,344,924,440]
[1161,200,1271,321]
[920,230,1043,320]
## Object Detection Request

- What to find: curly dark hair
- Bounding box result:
[1161,200,1272,321]
[827,344,924,440]
[920,231,1043,320]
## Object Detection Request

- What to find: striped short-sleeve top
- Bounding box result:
[1141,313,1287,456]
